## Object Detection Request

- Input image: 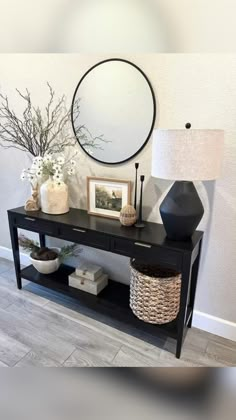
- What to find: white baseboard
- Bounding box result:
[0,246,30,266]
[192,310,236,342]
[1,245,235,342]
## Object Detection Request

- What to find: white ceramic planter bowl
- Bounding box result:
[30,248,61,274]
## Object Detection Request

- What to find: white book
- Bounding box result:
[69,272,108,295]
[76,263,103,281]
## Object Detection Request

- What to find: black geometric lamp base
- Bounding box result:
[160,181,204,241]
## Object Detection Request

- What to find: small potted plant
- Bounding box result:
[19,234,81,274]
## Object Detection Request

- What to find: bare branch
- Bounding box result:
[0,83,76,157]
[0,83,109,157]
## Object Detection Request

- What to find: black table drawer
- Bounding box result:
[59,225,110,250]
[15,216,58,236]
[111,238,135,257]
[111,237,182,270]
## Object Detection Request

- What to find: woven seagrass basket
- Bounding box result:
[130,259,181,324]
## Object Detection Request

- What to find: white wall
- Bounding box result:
[0,54,235,330]
[0,0,236,53]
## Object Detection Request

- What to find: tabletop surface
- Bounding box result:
[8,206,204,252]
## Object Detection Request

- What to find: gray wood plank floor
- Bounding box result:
[0,258,235,367]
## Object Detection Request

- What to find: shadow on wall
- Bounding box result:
[142,176,172,224]
[198,181,216,273]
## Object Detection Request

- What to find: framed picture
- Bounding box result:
[87,177,131,219]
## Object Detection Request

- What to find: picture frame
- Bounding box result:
[87,177,131,219]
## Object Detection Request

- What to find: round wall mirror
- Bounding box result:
[71,59,156,164]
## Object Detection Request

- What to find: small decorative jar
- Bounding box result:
[120,205,137,226]
[40,177,69,215]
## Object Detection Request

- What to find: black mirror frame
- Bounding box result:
[71,58,157,165]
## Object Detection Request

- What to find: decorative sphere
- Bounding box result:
[120,205,137,226]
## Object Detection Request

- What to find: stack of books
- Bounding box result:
[69,263,108,295]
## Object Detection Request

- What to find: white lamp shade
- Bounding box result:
[152,129,224,181]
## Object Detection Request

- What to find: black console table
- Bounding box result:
[8,206,203,358]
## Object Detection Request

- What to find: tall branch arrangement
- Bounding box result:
[0,83,108,158]
[0,83,77,157]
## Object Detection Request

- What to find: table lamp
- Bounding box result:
[152,124,224,241]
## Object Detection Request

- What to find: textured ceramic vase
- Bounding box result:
[40,178,69,215]
[120,205,137,226]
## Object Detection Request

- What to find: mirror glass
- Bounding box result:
[72,59,156,164]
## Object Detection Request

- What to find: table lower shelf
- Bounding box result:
[20,264,190,347]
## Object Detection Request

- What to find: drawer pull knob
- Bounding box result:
[73,228,86,233]
[135,242,152,249]
[24,217,36,222]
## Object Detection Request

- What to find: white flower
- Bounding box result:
[57,156,65,165]
[34,156,43,163]
[43,154,53,163]
[35,159,43,169]
[53,172,63,182]
[36,170,42,177]
[70,159,76,166]
[28,174,35,182]
[53,164,61,172]
[21,170,26,181]
[67,168,75,176]
[32,158,42,169]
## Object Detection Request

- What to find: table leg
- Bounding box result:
[187,239,202,328]
[176,252,192,358]
[39,233,46,248]
[8,221,22,290]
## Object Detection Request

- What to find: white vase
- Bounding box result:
[40,178,69,215]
